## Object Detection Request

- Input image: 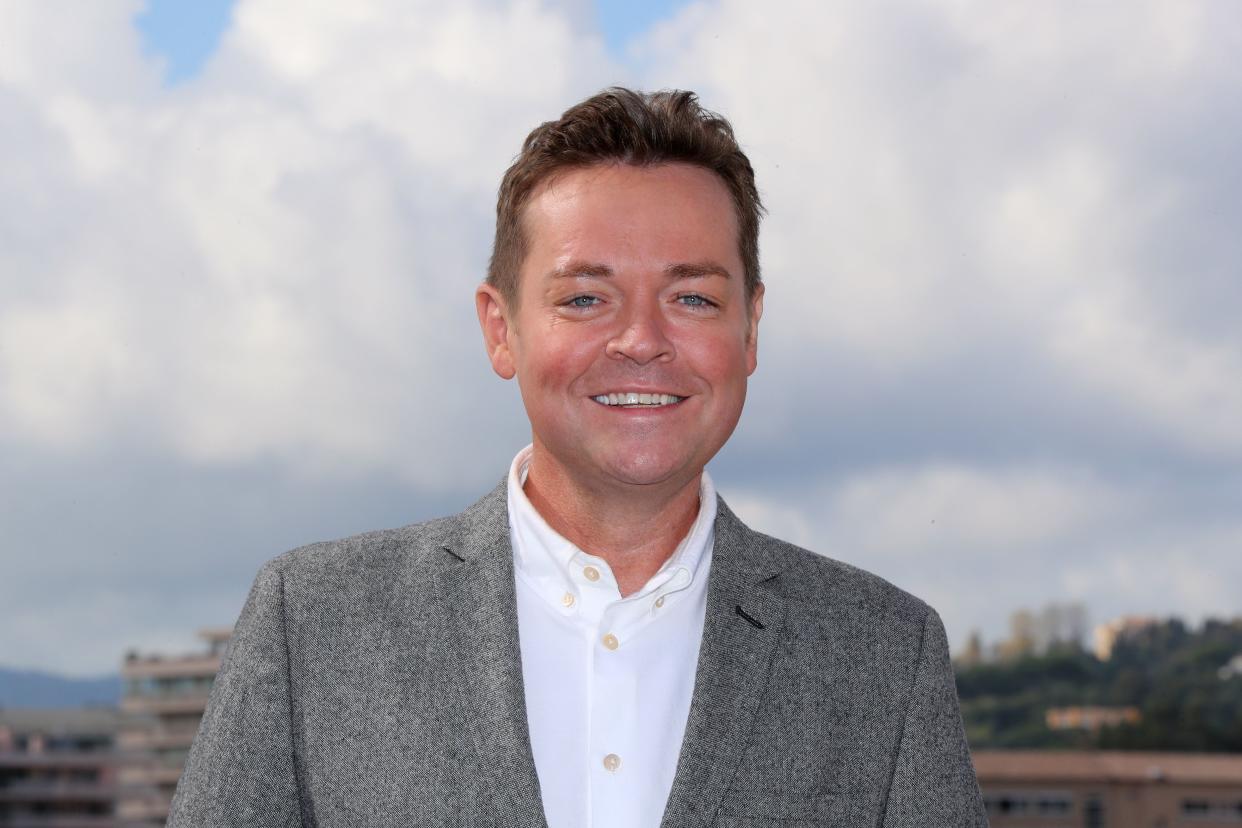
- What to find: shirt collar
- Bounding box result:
[506,444,716,601]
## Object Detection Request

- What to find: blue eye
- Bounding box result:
[569,295,599,308]
[679,294,714,307]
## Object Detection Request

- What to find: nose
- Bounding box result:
[605,300,675,365]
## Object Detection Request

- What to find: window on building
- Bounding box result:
[1181,799,1242,821]
[1084,795,1104,828]
[983,791,1073,819]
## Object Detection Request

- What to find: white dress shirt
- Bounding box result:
[506,445,716,828]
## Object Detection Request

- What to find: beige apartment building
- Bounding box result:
[114,629,229,826]
[0,707,122,828]
[976,749,1242,827]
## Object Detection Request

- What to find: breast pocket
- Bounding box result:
[713,790,849,826]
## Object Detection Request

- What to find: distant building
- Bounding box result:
[114,629,229,826]
[976,750,1242,827]
[1045,706,1141,732]
[1093,615,1159,660]
[997,603,1089,660]
[0,707,122,827]
[956,630,985,666]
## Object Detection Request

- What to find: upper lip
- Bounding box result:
[590,388,687,396]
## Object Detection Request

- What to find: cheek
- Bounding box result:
[522,333,598,389]
[680,330,751,383]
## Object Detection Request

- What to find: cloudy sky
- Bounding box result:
[2,0,1240,677]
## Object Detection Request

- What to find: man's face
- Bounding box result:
[477,162,762,493]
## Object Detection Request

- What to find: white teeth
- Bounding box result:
[591,393,684,407]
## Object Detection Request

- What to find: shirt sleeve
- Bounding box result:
[167,560,306,828]
[881,607,989,827]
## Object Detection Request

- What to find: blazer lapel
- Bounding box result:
[433,481,548,828]
[660,495,789,828]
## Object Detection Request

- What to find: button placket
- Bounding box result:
[590,647,636,827]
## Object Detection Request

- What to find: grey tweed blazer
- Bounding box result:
[168,481,987,827]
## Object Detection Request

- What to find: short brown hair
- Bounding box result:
[487,87,764,305]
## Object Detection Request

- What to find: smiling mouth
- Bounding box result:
[591,392,685,407]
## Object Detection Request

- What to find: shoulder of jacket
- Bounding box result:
[260,512,464,583]
[746,528,932,629]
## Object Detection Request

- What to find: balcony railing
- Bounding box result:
[119,695,210,716]
[121,655,221,681]
[0,779,120,802]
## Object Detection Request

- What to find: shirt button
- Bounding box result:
[602,753,621,772]
[561,592,575,608]
[583,566,601,582]
[654,596,666,609]
[602,633,619,650]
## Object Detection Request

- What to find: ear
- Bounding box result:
[745,282,764,375]
[476,284,517,379]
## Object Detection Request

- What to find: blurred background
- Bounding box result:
[1,0,1240,824]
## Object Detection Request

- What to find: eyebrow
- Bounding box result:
[664,261,733,281]
[547,260,734,281]
[549,261,614,280]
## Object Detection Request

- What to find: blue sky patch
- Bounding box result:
[596,0,692,55]
[134,0,238,84]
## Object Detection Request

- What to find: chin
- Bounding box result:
[600,450,699,489]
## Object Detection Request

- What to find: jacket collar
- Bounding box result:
[659,495,790,828]
[433,479,547,827]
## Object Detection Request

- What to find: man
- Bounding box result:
[169,88,986,827]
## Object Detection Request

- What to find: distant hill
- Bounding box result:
[956,617,1242,752]
[0,666,122,708]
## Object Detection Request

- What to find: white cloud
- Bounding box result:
[728,462,1130,574]
[820,465,1126,556]
[0,1,156,97]
[0,304,137,449]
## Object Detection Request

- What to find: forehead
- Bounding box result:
[519,163,741,283]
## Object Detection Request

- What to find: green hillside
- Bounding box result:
[955,618,1242,751]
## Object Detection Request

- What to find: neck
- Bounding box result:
[522,450,702,598]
